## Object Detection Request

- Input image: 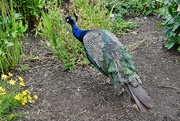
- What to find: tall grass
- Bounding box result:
[0,0,27,73]
[69,0,112,30]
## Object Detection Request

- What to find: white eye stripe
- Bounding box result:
[66,18,69,22]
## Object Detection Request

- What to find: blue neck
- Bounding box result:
[71,24,88,43]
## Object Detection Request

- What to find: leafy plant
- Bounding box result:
[157,0,180,51]
[0,0,27,73]
[12,0,45,30]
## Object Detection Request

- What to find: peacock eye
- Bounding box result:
[66,19,69,22]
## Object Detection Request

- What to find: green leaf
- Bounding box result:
[177,36,180,43]
[108,66,116,73]
[125,52,131,59]
[156,24,164,28]
[122,61,129,67]
[178,46,180,51]
[157,6,169,16]
[173,22,180,32]
[11,31,17,38]
[165,40,175,49]
[0,50,5,56]
[14,13,23,20]
[156,0,171,5]
[123,68,133,75]
[7,42,14,47]
[168,5,174,17]
[164,28,174,37]
[177,4,180,11]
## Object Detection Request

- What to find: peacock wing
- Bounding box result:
[83,30,105,70]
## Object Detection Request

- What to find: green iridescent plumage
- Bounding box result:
[84,30,139,87]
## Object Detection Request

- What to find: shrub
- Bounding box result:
[157,0,180,51]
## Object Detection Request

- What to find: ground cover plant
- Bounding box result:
[0,73,38,121]
[105,0,160,16]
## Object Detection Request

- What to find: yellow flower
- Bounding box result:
[1,74,8,80]
[28,95,34,103]
[21,97,27,105]
[18,76,24,81]
[22,90,29,95]
[0,87,4,90]
[19,81,25,86]
[27,94,32,100]
[21,102,26,105]
[14,94,22,100]
[0,86,6,95]
[33,95,38,100]
[8,72,13,77]
[8,79,16,85]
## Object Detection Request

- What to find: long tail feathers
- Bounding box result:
[123,84,154,112]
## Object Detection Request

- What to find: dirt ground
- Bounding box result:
[15,16,180,121]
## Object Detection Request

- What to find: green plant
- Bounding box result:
[12,0,45,30]
[0,73,38,121]
[38,3,81,70]
[0,0,27,73]
[113,14,138,34]
[70,0,112,30]
[105,0,160,16]
[157,0,180,51]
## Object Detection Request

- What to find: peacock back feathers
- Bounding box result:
[83,30,138,86]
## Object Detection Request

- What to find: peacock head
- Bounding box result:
[65,13,78,25]
[66,16,75,25]
[66,14,86,42]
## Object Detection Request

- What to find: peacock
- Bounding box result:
[66,14,154,112]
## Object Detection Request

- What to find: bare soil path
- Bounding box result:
[16,16,180,121]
